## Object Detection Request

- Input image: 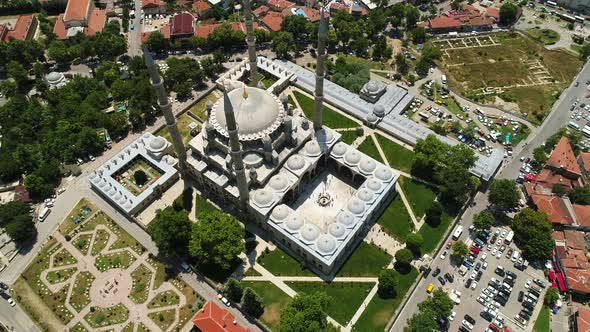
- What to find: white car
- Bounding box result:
[470,271,477,280]
[495,251,502,259]
[491,248,497,256]
[525,279,532,288]
[481,253,487,261]
[440,250,448,260]
[501,230,507,238]
[471,281,478,289]
[449,311,456,321]
[483,261,488,269]
[7,298,15,307]
[221,297,230,307]
[462,319,474,330]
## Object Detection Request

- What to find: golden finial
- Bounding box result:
[243,86,248,99]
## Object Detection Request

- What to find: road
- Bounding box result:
[390,59,590,331]
[127,0,143,57]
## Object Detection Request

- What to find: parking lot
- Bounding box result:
[426,225,547,331]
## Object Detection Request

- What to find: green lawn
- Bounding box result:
[188,90,222,122]
[154,112,199,146]
[287,281,374,326]
[257,247,316,277]
[353,268,419,331]
[339,129,361,145]
[526,28,560,45]
[499,123,530,147]
[533,306,550,332]
[357,135,384,163]
[400,178,437,218]
[195,194,220,219]
[417,211,455,254]
[241,281,293,330]
[336,242,392,277]
[292,91,359,129]
[375,134,416,173]
[376,195,414,242]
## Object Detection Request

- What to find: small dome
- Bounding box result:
[300,224,320,242]
[304,140,321,156]
[143,133,151,139]
[337,211,355,226]
[118,196,127,205]
[89,172,96,180]
[357,188,374,202]
[113,191,122,201]
[165,156,176,165]
[347,198,365,215]
[329,223,346,238]
[149,136,167,151]
[287,155,305,171]
[359,159,376,174]
[366,113,378,122]
[344,150,362,165]
[375,167,393,182]
[108,186,117,196]
[332,142,347,157]
[98,179,107,188]
[46,71,63,83]
[366,178,382,191]
[271,205,290,221]
[269,174,289,191]
[253,189,273,206]
[316,235,336,254]
[324,129,334,142]
[286,215,304,231]
[373,105,385,117]
[365,81,380,93]
[125,201,133,210]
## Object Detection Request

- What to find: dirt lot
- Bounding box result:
[436,32,582,123]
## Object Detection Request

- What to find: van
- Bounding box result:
[38,206,51,222]
[427,283,434,293]
[526,292,538,301]
[511,250,520,262]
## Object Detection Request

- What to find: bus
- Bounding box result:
[546,1,557,7]
[575,15,585,23]
[558,12,576,22]
[441,74,447,85]
[452,225,463,240]
[418,112,430,122]
[583,126,590,137]
[504,231,514,244]
[569,121,580,130]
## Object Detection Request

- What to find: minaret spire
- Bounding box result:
[243,0,259,86]
[143,47,188,174]
[224,89,250,208]
[313,5,328,132]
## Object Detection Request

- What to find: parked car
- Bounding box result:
[433,267,441,277]
[518,291,524,302]
[438,276,446,285]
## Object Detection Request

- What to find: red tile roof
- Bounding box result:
[64,0,91,21]
[195,22,258,38]
[283,6,321,22]
[84,9,106,36]
[485,7,500,19]
[428,16,462,29]
[170,12,195,36]
[574,204,590,227]
[580,152,590,174]
[267,0,294,10]
[467,16,493,27]
[548,137,582,176]
[577,307,590,332]
[192,0,211,15]
[142,0,166,9]
[530,194,574,225]
[261,11,284,32]
[4,14,36,41]
[192,301,251,332]
[536,168,580,191]
[566,268,590,294]
[253,5,269,18]
[53,14,68,39]
[142,23,171,42]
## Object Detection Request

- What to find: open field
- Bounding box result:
[399,178,437,218]
[417,210,455,254]
[188,89,222,122]
[293,91,359,129]
[436,32,581,123]
[376,195,413,242]
[375,134,416,173]
[241,281,292,330]
[155,111,200,146]
[526,28,560,45]
[357,135,384,163]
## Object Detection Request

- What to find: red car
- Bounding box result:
[470,246,480,254]
[488,323,500,332]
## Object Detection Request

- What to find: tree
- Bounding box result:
[145,31,168,53]
[147,207,191,258]
[411,27,427,44]
[499,2,519,26]
[395,53,409,75]
[278,292,330,332]
[188,210,245,272]
[0,201,36,244]
[425,202,443,227]
[553,184,566,196]
[489,179,520,210]
[579,43,590,60]
[272,31,295,59]
[24,173,53,199]
[450,0,462,10]
[533,146,548,164]
[225,278,243,303]
[473,210,495,230]
[405,308,437,332]
[405,233,423,254]
[512,208,554,260]
[544,287,559,307]
[241,287,264,318]
[569,186,590,205]
[405,6,421,29]
[378,269,398,298]
[281,15,309,41]
[134,170,148,186]
[418,288,453,319]
[452,241,469,259]
[6,60,28,91]
[394,248,413,272]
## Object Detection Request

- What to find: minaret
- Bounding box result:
[243,0,259,87]
[313,6,328,132]
[224,89,250,208]
[143,47,188,174]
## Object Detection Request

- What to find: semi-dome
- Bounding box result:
[286,215,304,231]
[337,211,355,226]
[329,223,346,238]
[271,205,290,221]
[287,154,305,171]
[332,142,347,157]
[300,224,320,242]
[344,150,362,165]
[357,188,374,202]
[375,167,393,181]
[303,140,321,156]
[211,87,285,140]
[316,235,336,254]
[359,159,376,174]
[269,174,289,191]
[253,189,273,206]
[373,105,385,117]
[347,198,365,215]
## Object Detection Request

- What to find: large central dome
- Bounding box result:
[211,87,285,141]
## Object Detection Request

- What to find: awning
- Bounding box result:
[556,272,567,292]
[551,281,558,288]
[549,271,556,281]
